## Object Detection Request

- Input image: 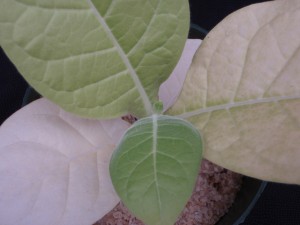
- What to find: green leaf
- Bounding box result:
[0,0,189,119]
[168,0,300,184]
[0,98,130,225]
[110,115,202,225]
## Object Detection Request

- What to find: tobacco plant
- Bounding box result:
[0,0,300,225]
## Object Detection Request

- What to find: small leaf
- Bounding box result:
[110,115,202,225]
[0,98,130,225]
[168,0,300,184]
[0,0,189,119]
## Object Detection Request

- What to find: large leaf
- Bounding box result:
[110,115,203,225]
[0,98,130,225]
[0,0,189,118]
[168,0,300,184]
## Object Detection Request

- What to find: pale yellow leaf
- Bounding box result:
[168,0,300,184]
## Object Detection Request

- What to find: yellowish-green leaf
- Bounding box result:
[0,0,189,118]
[168,0,300,184]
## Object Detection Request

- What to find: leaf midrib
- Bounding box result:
[178,94,300,119]
[86,0,153,115]
[152,114,162,214]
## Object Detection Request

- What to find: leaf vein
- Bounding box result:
[86,0,153,115]
[179,95,300,119]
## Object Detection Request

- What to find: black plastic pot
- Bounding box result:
[216,178,267,225]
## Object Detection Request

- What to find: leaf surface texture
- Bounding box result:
[168,0,300,184]
[0,0,189,118]
[110,115,203,225]
[0,98,130,225]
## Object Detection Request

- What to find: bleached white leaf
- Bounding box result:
[0,98,130,225]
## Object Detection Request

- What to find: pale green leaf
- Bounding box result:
[0,98,130,225]
[168,0,300,184]
[110,115,202,225]
[0,0,189,118]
